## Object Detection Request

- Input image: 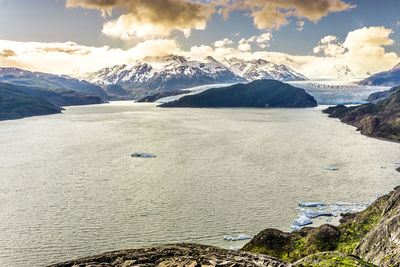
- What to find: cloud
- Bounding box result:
[238,42,252,51]
[214,38,233,48]
[0,26,397,80]
[66,0,354,39]
[297,21,305,31]
[311,26,399,76]
[238,32,272,50]
[0,48,16,58]
[66,0,215,39]
[313,35,345,56]
[0,39,182,74]
[222,0,355,30]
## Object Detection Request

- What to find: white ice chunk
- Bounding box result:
[293,215,313,226]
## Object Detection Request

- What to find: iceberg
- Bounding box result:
[224,234,251,241]
[131,153,157,158]
[293,215,313,226]
[297,208,336,219]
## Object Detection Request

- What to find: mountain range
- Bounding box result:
[81,55,308,98]
[360,63,400,86]
[0,67,108,99]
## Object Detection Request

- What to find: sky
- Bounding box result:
[0,0,399,78]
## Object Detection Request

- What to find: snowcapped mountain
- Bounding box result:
[359,63,400,86]
[0,67,108,99]
[83,55,308,98]
[84,55,246,95]
[333,65,356,80]
[222,57,307,82]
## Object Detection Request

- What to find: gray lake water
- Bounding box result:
[0,102,399,266]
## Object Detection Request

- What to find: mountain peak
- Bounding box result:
[391,62,400,71]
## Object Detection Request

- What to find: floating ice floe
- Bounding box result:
[224,234,251,241]
[299,202,325,207]
[330,205,340,211]
[131,153,157,158]
[325,167,339,171]
[293,215,313,227]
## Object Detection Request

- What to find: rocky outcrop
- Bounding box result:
[49,243,293,267]
[160,80,317,108]
[323,87,400,142]
[242,188,391,263]
[137,90,190,102]
[354,186,400,266]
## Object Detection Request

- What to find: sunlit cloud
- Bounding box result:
[0,25,398,79]
[65,0,354,39]
[66,0,216,39]
[222,0,355,30]
[214,38,234,48]
[0,39,182,74]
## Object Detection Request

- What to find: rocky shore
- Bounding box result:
[50,243,292,267]
[323,86,400,142]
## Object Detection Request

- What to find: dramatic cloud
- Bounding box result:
[222,0,355,29]
[66,0,216,39]
[311,26,399,76]
[66,0,354,39]
[1,26,398,79]
[0,39,182,74]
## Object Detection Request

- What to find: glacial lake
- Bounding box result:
[1,102,400,266]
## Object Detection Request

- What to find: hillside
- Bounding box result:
[359,63,400,87]
[0,83,62,120]
[0,82,104,121]
[159,79,317,108]
[323,87,400,142]
[0,67,108,99]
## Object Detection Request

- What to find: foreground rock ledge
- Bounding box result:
[50,243,293,267]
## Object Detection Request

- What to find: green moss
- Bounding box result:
[296,252,375,267]
[243,193,390,264]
